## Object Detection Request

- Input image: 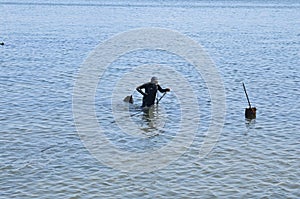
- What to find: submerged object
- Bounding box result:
[245,107,256,119]
[243,83,257,119]
[123,95,134,104]
[0,42,4,45]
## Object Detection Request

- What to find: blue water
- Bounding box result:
[1,0,299,198]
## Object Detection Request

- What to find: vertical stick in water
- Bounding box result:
[242,83,252,108]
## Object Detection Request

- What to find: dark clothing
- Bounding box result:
[136,83,168,107]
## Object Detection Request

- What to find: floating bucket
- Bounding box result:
[245,107,256,119]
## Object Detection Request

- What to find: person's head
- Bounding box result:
[150,76,158,85]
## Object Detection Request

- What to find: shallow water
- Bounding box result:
[1,0,300,198]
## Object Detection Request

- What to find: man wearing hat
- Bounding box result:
[136,77,170,108]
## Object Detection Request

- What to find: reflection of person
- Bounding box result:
[136,76,170,108]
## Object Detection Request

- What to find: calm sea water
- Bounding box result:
[1,0,299,198]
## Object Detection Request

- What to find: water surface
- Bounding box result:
[1,0,299,198]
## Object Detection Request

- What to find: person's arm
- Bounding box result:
[136,84,147,96]
[157,84,170,93]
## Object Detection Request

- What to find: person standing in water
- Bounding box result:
[136,76,170,108]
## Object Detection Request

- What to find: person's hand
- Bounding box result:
[166,88,171,92]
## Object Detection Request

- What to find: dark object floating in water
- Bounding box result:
[245,107,256,119]
[242,82,256,119]
[123,95,134,104]
[0,42,4,45]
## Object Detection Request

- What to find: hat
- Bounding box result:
[151,76,158,84]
